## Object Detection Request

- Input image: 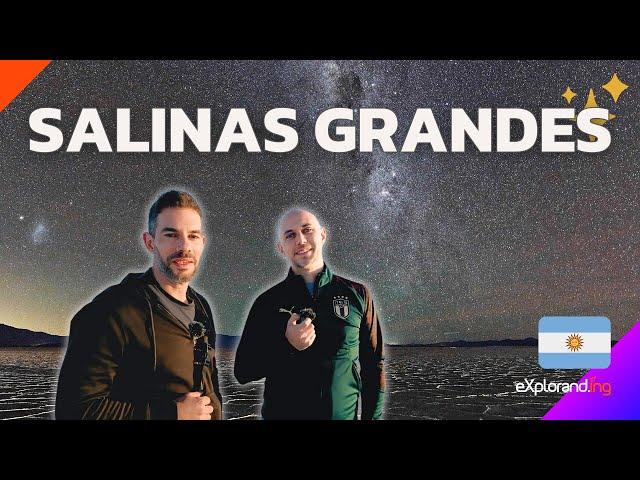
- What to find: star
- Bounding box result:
[584,88,598,109]
[561,86,577,104]
[19,215,24,221]
[602,73,629,103]
[583,88,616,141]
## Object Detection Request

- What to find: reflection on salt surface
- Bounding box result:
[383,346,584,420]
[0,348,60,420]
[0,346,585,420]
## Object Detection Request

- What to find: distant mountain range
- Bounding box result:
[0,328,544,349]
[389,338,539,347]
[0,324,66,347]
[388,337,620,347]
[0,325,617,349]
[0,324,242,349]
[216,334,240,350]
[216,337,541,349]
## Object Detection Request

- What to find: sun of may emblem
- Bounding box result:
[565,333,584,352]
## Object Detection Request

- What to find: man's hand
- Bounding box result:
[285,313,316,351]
[176,392,213,420]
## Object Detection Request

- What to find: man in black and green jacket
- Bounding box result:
[234,209,385,420]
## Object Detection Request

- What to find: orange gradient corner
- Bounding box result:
[0,60,51,113]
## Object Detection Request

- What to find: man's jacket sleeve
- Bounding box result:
[359,286,385,420]
[234,294,294,384]
[55,300,175,420]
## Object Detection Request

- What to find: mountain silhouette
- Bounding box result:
[216,334,240,350]
[387,337,539,347]
[0,323,65,347]
[0,323,243,350]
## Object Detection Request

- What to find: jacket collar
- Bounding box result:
[286,263,333,289]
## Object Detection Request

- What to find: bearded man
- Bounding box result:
[56,190,221,420]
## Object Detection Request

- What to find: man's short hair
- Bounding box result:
[148,190,202,235]
[275,207,324,243]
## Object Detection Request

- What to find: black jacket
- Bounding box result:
[55,269,222,420]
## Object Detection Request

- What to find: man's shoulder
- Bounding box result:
[249,277,293,306]
[332,273,369,297]
[258,278,287,297]
[95,280,146,305]
[75,279,147,320]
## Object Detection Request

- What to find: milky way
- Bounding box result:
[1,60,639,343]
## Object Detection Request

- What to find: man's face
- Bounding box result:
[144,207,205,284]
[277,210,326,271]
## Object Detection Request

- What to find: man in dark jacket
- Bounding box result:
[234,209,385,419]
[55,190,222,420]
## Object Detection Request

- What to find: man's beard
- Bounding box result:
[157,250,198,284]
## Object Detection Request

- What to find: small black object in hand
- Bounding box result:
[298,308,316,324]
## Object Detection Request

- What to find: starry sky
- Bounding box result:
[1,60,639,344]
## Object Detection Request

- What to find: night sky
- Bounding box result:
[1,60,639,344]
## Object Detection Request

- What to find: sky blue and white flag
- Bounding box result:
[538,316,611,369]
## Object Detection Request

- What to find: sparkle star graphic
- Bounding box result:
[602,73,629,103]
[562,86,577,104]
[583,88,616,141]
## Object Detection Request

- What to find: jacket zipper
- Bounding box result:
[311,272,321,399]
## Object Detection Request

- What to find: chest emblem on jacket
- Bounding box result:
[333,296,350,319]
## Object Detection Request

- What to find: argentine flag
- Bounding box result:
[538,316,611,369]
